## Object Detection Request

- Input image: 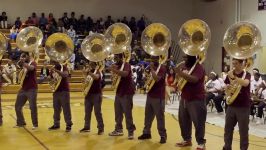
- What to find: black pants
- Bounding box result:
[84,93,104,130]
[213,93,224,113]
[114,94,136,133]
[53,91,72,126]
[15,89,38,126]
[224,106,249,150]
[143,96,167,137]
[179,99,207,145]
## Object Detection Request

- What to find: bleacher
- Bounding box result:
[0,28,113,94]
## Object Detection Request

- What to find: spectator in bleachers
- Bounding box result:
[129,52,139,65]
[136,64,145,90]
[250,80,266,125]
[165,67,176,104]
[25,17,34,26]
[251,68,262,83]
[86,17,94,32]
[121,16,129,25]
[117,19,121,23]
[69,53,75,70]
[78,15,86,34]
[67,25,76,41]
[62,12,69,29]
[48,13,57,27]
[38,61,50,84]
[57,18,65,33]
[14,17,22,29]
[39,13,48,29]
[129,17,137,34]
[205,71,223,113]
[46,21,57,36]
[69,12,78,30]
[0,12,8,29]
[104,15,114,29]
[221,65,229,81]
[10,25,18,42]
[2,59,17,85]
[31,12,39,26]
[11,47,22,61]
[250,72,262,94]
[137,16,146,33]
[166,55,175,68]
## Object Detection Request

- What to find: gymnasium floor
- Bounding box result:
[1,92,266,150]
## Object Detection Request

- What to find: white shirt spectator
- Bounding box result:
[205,79,222,96]
[67,29,76,41]
[250,79,262,93]
[3,64,16,74]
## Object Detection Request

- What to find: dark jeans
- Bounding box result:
[15,89,38,126]
[179,99,207,145]
[53,91,72,126]
[224,106,249,150]
[143,95,167,137]
[114,94,136,133]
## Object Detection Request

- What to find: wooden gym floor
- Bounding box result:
[1,92,266,150]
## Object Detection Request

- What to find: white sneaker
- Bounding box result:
[256,118,263,125]
[196,144,206,150]
[32,126,38,130]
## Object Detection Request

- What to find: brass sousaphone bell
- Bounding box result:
[16,26,43,87]
[223,22,261,105]
[141,23,171,92]
[104,23,132,92]
[45,33,74,92]
[176,19,211,91]
[81,33,109,95]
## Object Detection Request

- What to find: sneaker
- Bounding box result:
[98,129,104,135]
[32,126,38,130]
[80,128,90,133]
[48,125,60,130]
[196,144,206,150]
[65,125,72,132]
[138,134,152,140]
[256,118,263,125]
[108,130,123,136]
[128,132,134,140]
[160,136,167,144]
[175,140,192,147]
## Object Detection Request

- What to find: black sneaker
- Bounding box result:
[48,125,60,130]
[98,129,104,135]
[65,125,72,132]
[80,128,90,133]
[160,136,167,144]
[138,134,152,140]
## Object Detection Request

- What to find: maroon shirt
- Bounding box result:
[22,61,38,90]
[116,62,135,96]
[54,65,70,92]
[148,65,167,99]
[88,71,102,94]
[224,71,251,107]
[181,63,205,101]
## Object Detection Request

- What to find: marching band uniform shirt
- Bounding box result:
[22,61,37,90]
[53,65,70,92]
[116,62,135,96]
[224,71,251,107]
[88,70,102,94]
[181,63,206,101]
[147,65,167,99]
